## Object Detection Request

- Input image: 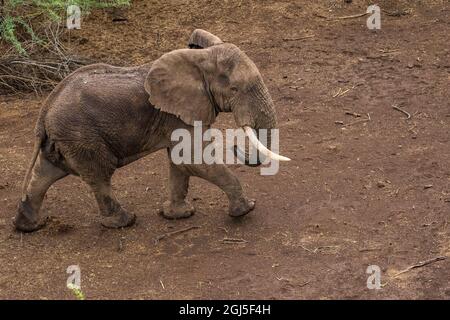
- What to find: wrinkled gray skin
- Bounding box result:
[14,30,278,232]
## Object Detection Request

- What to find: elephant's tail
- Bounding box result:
[20,110,46,201]
[20,136,42,201]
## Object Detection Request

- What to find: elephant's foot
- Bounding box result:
[100,208,136,229]
[229,198,255,217]
[14,197,46,233]
[160,200,195,220]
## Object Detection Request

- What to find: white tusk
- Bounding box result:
[243,126,291,162]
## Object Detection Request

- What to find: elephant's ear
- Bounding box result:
[188,29,223,49]
[144,48,216,126]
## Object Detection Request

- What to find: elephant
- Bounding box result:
[13,29,290,232]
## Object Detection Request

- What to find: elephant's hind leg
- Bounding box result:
[14,152,68,232]
[161,161,195,219]
[62,144,136,229]
[85,177,136,228]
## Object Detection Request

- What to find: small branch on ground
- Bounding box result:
[345,111,362,118]
[335,12,369,20]
[392,105,411,119]
[221,238,248,244]
[155,226,200,243]
[0,56,91,95]
[314,12,369,20]
[299,245,339,254]
[393,256,446,277]
[0,23,94,95]
[282,35,315,42]
[344,113,371,127]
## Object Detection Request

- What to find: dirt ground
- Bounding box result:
[1,0,449,299]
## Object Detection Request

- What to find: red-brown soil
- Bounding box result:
[0,0,449,299]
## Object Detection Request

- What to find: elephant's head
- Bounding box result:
[144,29,290,165]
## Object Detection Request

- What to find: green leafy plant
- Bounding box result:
[67,283,86,300]
[0,0,130,55]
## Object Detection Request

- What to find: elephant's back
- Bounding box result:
[43,63,160,159]
[46,63,151,112]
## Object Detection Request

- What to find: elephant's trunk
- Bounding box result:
[233,84,290,165]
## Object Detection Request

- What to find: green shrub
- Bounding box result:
[0,0,130,55]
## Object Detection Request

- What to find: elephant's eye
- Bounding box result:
[230,86,238,92]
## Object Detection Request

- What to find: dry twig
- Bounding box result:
[393,256,446,277]
[283,35,315,42]
[0,24,92,95]
[392,105,411,119]
[315,12,369,20]
[221,237,248,244]
[155,226,200,243]
[335,12,369,20]
[344,113,371,127]
[345,111,361,118]
[299,245,339,254]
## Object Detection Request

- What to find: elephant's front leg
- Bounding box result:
[192,163,255,217]
[164,161,255,219]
